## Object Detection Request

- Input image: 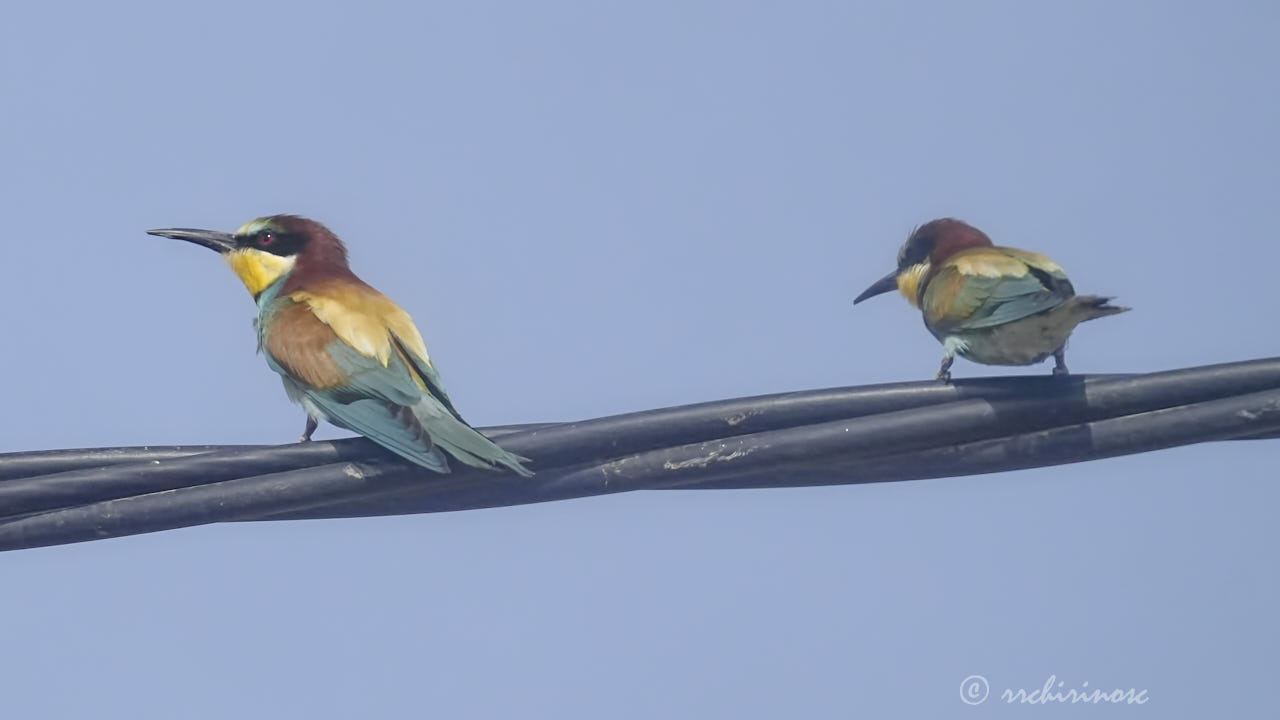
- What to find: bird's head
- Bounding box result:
[148,215,349,298]
[853,218,993,308]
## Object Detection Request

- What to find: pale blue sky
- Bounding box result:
[2,1,1277,716]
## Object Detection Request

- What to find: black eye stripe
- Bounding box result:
[235,230,304,256]
[898,235,937,268]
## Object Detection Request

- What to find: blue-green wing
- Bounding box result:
[268,338,531,477]
[264,344,452,473]
[923,249,1074,333]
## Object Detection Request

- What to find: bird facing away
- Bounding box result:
[853,218,1129,381]
[148,215,533,477]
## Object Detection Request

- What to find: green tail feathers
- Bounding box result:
[300,390,532,477]
[1071,295,1131,322]
[410,395,534,477]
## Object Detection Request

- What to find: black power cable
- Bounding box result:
[1,357,1278,552]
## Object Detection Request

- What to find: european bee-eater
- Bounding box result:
[853,218,1129,381]
[148,215,533,476]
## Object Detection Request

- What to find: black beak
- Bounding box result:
[146,227,237,253]
[853,269,899,304]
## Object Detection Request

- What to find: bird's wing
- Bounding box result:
[266,285,531,476]
[922,247,1075,333]
[377,298,468,423]
[290,283,449,392]
[262,297,449,471]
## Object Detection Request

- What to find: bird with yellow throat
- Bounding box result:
[854,218,1129,382]
[148,215,532,477]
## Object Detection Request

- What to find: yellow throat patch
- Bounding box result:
[225,248,297,297]
[895,263,929,308]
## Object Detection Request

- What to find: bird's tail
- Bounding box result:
[1069,295,1131,323]
[413,399,534,477]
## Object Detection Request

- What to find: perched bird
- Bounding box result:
[853,218,1128,381]
[148,215,532,476]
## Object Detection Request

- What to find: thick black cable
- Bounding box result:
[0,357,1276,551]
[3,383,1277,551]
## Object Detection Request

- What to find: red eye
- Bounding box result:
[259,232,275,245]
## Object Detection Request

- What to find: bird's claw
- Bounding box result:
[936,356,955,383]
[299,417,319,443]
[1052,348,1069,376]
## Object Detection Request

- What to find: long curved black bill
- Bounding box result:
[853,269,899,304]
[147,228,237,253]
